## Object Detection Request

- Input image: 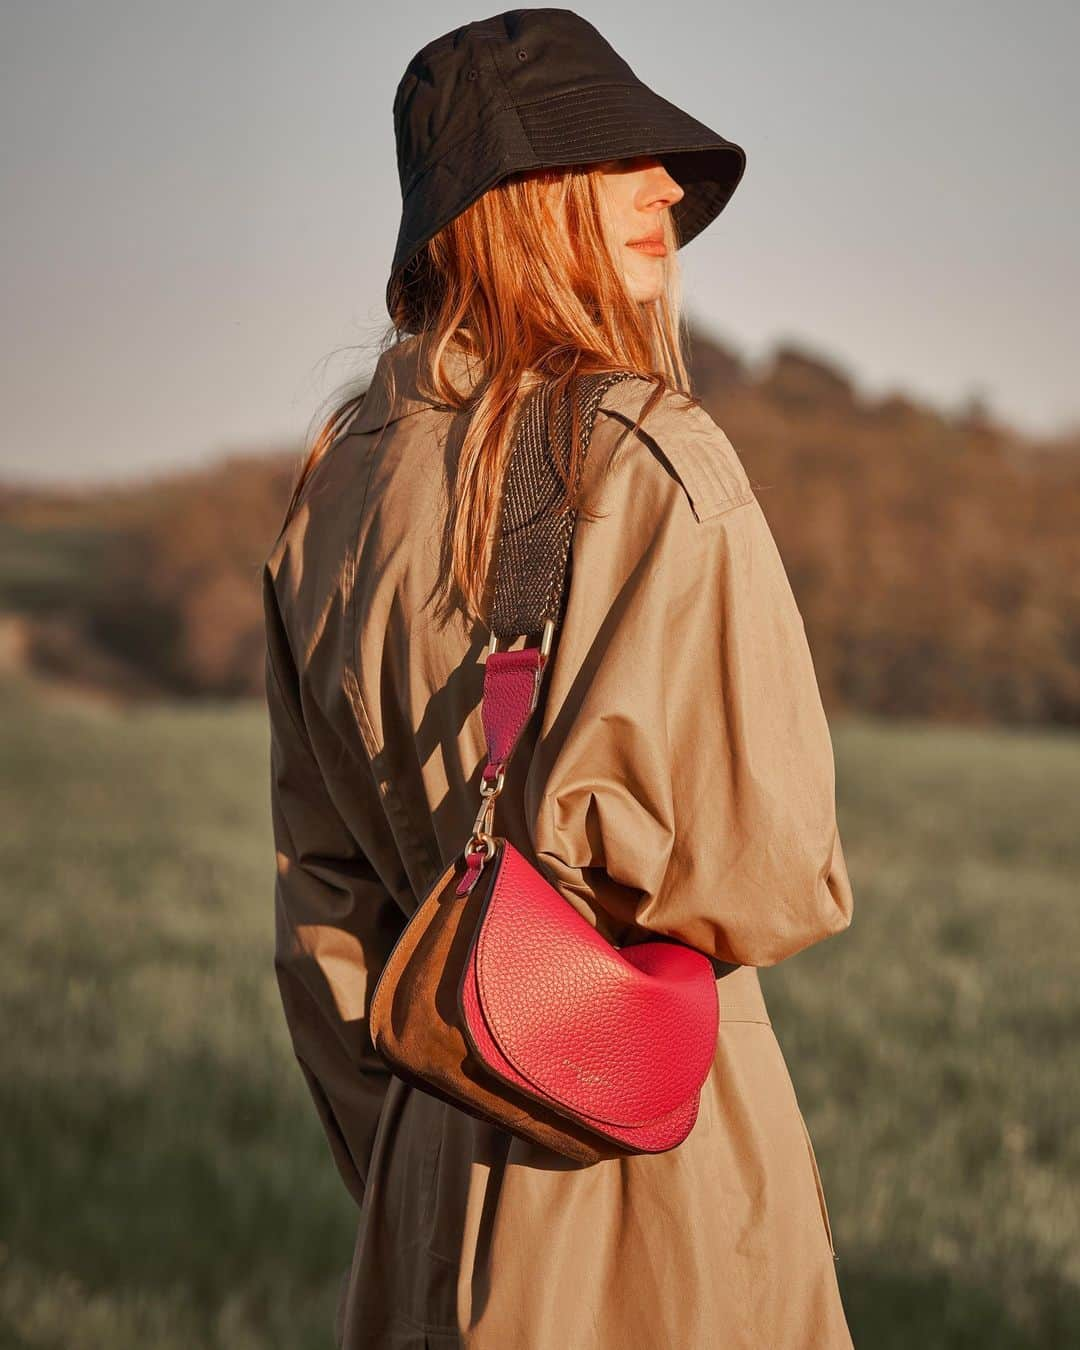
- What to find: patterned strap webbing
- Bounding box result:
[490,371,638,641]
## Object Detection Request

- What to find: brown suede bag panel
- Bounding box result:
[369,846,622,1164]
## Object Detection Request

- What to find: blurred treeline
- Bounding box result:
[1,330,1077,723]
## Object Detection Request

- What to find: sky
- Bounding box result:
[2,0,1077,485]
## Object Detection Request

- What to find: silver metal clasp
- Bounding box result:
[465,768,506,857]
[481,616,555,662]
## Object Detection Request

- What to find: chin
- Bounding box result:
[624,266,666,306]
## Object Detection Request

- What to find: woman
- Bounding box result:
[263,10,855,1348]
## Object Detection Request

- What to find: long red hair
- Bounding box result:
[283,162,696,619]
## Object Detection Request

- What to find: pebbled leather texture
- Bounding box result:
[369,851,631,1163]
[480,648,544,781]
[458,898,704,1152]
[459,841,718,1150]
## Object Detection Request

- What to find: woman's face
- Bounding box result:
[593,156,685,304]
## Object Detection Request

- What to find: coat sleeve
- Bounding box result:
[524,401,854,967]
[264,573,405,1208]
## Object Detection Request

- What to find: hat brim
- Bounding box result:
[387,80,745,319]
[513,82,746,248]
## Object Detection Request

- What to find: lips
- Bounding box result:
[626,234,667,257]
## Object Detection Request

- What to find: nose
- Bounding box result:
[637,160,685,212]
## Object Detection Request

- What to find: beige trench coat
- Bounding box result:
[262,333,856,1349]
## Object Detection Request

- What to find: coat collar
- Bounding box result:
[350,333,486,434]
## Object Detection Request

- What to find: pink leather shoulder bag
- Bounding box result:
[369,372,719,1164]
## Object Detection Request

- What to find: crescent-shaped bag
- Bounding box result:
[368,372,720,1164]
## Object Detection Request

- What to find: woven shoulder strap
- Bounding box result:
[490,370,638,642]
[458,370,638,891]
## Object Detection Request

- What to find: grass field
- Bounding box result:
[1,669,1077,1348]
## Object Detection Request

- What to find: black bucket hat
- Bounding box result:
[387,7,746,322]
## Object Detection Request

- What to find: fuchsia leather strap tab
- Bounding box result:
[480,647,546,783]
[456,848,489,897]
[456,648,547,897]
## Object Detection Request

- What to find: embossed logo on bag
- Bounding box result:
[561,1056,608,1087]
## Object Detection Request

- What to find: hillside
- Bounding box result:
[1,332,1077,723]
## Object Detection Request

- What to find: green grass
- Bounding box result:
[769,719,1080,1347]
[0,672,1077,1348]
